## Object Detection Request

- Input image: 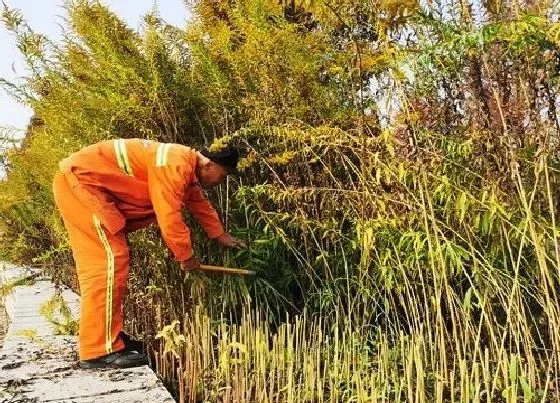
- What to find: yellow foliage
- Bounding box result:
[267,151,296,165]
[209,135,232,152]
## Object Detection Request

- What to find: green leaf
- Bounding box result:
[463,286,473,312]
[509,354,518,383]
[520,376,534,402]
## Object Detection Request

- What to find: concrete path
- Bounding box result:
[0,262,175,403]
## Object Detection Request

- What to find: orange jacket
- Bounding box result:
[58,139,225,261]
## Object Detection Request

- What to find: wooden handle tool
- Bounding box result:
[198,264,255,276]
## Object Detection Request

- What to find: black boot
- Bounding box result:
[79,349,148,369]
[119,331,146,353]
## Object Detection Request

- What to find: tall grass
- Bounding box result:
[121,126,560,400]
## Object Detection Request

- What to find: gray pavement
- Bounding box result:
[0,262,175,403]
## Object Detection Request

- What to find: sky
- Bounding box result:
[0,0,190,133]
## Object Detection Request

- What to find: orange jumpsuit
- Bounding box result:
[52,139,225,360]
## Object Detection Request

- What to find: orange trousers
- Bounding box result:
[53,172,127,360]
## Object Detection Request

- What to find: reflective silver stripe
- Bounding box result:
[93,215,115,354]
[156,144,164,166]
[113,139,134,176]
[156,143,171,167]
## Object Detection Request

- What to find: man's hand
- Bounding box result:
[180,256,201,271]
[216,232,247,249]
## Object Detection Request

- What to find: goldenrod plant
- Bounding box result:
[40,291,78,336]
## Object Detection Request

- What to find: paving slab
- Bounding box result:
[0,262,175,403]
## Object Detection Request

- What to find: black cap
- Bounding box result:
[200,144,239,174]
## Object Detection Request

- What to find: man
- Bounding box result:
[52,138,245,369]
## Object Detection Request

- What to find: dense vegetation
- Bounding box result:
[2,0,560,401]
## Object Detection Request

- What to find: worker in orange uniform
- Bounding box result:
[52,139,246,369]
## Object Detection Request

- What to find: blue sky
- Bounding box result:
[0,0,190,133]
